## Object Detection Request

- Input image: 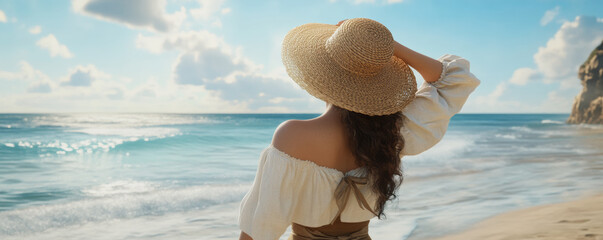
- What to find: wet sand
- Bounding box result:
[434,194,603,240]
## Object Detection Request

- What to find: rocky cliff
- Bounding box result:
[567,40,603,124]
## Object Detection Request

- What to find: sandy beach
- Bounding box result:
[434,194,603,240]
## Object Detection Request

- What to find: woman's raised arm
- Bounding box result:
[393,41,443,83]
[394,47,480,156]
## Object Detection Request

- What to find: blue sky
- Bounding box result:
[1,0,602,113]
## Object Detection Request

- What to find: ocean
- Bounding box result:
[0,113,602,239]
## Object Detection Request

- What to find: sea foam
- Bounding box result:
[541,119,564,124]
[68,127,180,137]
[82,180,159,197]
[29,114,215,129]
[0,184,250,236]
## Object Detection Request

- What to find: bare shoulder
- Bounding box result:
[271,117,353,170]
[272,119,336,161]
[271,120,311,156]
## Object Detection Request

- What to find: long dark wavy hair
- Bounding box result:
[334,105,405,219]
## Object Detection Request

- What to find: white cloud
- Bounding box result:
[501,16,603,102]
[36,34,74,58]
[131,78,160,99]
[137,30,257,85]
[136,29,320,112]
[0,61,264,113]
[61,65,110,86]
[133,4,316,110]
[211,20,223,28]
[72,0,186,32]
[190,0,229,20]
[27,81,52,93]
[465,82,579,113]
[0,61,41,81]
[2,43,320,113]
[188,0,232,29]
[0,78,254,113]
[474,82,507,109]
[509,67,540,85]
[540,6,560,26]
[178,63,318,112]
[136,30,224,54]
[468,16,603,113]
[0,9,7,23]
[173,49,248,85]
[136,30,258,84]
[135,34,166,54]
[0,63,119,96]
[534,16,603,87]
[29,25,42,34]
[54,65,130,101]
[464,82,522,113]
[204,73,306,101]
[0,69,20,80]
[0,61,54,93]
[490,82,507,100]
[65,70,93,86]
[540,90,574,113]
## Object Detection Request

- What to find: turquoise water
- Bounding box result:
[0,113,602,239]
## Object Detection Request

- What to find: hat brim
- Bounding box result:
[282,23,417,116]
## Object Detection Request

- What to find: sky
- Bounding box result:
[0,0,602,113]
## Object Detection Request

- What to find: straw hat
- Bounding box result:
[282,18,417,116]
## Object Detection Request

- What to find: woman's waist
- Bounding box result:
[291,218,370,238]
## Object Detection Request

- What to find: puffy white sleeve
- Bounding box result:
[400,54,481,156]
[238,148,292,240]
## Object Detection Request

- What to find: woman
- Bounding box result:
[239,18,480,240]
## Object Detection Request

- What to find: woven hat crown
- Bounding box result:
[325,18,394,75]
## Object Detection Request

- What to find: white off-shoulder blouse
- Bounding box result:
[239,54,481,240]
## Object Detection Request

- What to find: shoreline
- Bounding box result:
[433,193,603,240]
